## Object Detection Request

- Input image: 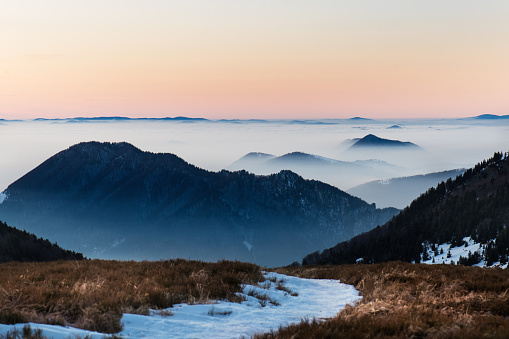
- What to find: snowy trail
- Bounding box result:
[0,272,361,339]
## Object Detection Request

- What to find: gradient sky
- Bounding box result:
[1,1,508,119]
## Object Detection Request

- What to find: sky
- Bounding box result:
[1,1,508,120]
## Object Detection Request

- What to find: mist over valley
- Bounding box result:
[1,117,507,265]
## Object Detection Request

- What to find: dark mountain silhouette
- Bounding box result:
[348,134,420,149]
[0,220,83,263]
[303,152,509,266]
[0,142,398,267]
[349,117,372,121]
[347,169,466,209]
[473,114,509,120]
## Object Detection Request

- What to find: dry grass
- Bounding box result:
[0,259,262,334]
[257,262,509,338]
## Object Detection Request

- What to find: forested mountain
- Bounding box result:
[303,152,509,266]
[340,134,425,165]
[347,134,420,149]
[0,142,398,266]
[0,220,83,262]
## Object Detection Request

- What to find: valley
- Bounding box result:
[0,117,508,338]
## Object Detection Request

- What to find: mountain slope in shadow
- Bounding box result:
[0,142,398,266]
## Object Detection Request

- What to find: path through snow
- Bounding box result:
[0,272,361,339]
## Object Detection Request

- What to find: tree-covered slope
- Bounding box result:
[0,220,83,262]
[303,152,509,266]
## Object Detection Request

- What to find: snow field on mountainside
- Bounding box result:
[0,272,361,339]
[422,237,508,269]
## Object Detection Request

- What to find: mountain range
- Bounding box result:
[347,169,466,209]
[0,141,398,266]
[227,150,402,190]
[303,152,509,267]
[473,114,509,120]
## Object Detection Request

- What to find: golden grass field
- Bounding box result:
[1,260,509,338]
[260,262,509,338]
[0,259,261,334]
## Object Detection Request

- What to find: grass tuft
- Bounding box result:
[275,282,297,296]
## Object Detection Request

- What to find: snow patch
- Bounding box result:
[422,237,508,269]
[0,272,361,339]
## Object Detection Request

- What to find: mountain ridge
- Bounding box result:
[0,142,398,266]
[226,150,402,190]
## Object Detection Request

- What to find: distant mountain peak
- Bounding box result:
[269,152,339,165]
[474,114,509,120]
[348,134,420,149]
[349,117,372,121]
[242,152,274,158]
[279,152,312,158]
[66,141,143,156]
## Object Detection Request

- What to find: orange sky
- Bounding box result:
[1,1,508,119]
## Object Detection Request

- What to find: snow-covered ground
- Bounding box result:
[0,272,361,339]
[422,237,508,269]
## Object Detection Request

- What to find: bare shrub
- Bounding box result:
[275,282,296,296]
